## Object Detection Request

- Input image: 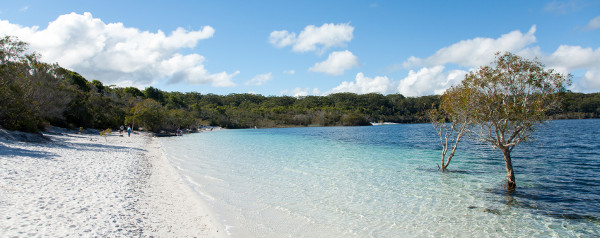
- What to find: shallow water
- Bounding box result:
[160,119,600,237]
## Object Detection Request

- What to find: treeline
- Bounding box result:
[553,92,600,119]
[0,36,195,133]
[152,92,440,128]
[1,36,599,133]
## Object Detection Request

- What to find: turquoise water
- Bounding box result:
[160,119,600,237]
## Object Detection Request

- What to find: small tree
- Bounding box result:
[458,52,570,190]
[100,128,112,142]
[429,84,473,171]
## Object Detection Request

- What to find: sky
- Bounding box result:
[1,0,599,97]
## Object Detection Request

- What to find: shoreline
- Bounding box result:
[141,134,226,237]
[0,128,225,237]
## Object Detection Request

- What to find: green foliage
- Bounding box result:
[1,36,598,136]
[554,92,600,118]
[429,84,473,171]
[91,80,105,93]
[123,87,144,98]
[128,99,165,132]
[440,52,572,189]
[463,52,571,147]
[55,67,90,92]
[0,36,70,132]
[100,128,112,142]
[144,86,165,104]
[100,128,112,136]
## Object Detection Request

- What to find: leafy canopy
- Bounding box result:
[463,52,571,150]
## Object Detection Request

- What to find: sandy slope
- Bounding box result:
[0,128,224,237]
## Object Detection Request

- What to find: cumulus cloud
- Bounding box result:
[0,12,238,87]
[399,24,600,94]
[397,66,468,97]
[317,24,599,97]
[585,16,600,30]
[280,87,321,97]
[326,67,468,97]
[330,25,598,97]
[283,69,295,75]
[309,50,358,76]
[578,69,600,91]
[245,73,273,86]
[544,45,600,73]
[269,30,296,48]
[403,25,537,68]
[536,45,600,92]
[330,73,393,94]
[269,23,354,54]
[326,67,468,96]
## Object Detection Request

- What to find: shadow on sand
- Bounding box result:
[0,143,58,160]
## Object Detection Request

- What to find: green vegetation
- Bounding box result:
[1,36,599,135]
[100,128,112,142]
[433,52,571,190]
[428,84,473,171]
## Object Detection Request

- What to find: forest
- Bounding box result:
[2,36,600,133]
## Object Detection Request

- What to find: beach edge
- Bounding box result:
[140,136,227,237]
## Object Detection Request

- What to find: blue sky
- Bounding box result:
[1,1,599,96]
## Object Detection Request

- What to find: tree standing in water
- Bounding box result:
[447,52,570,190]
[429,84,474,171]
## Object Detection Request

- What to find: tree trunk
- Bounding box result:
[441,160,448,171]
[501,147,516,190]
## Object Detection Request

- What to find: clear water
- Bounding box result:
[159,119,600,237]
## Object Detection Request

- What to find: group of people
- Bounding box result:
[119,125,133,137]
[118,125,187,137]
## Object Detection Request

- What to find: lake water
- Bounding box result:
[159,119,600,237]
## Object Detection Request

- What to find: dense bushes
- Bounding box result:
[1,36,71,132]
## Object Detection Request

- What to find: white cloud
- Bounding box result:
[269,23,354,54]
[309,50,359,76]
[283,69,295,75]
[330,73,393,94]
[269,30,296,48]
[585,16,600,30]
[397,66,467,97]
[376,26,600,97]
[326,68,467,97]
[245,73,273,86]
[280,87,322,97]
[578,69,600,91]
[0,12,238,87]
[312,88,322,95]
[544,45,600,72]
[313,24,600,97]
[544,0,582,15]
[403,25,537,68]
[281,87,307,97]
[290,88,309,97]
[536,45,600,91]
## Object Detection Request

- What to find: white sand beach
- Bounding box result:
[0,128,225,237]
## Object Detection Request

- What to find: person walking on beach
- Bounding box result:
[119,125,124,136]
[127,126,132,137]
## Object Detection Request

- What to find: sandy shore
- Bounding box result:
[0,128,225,237]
